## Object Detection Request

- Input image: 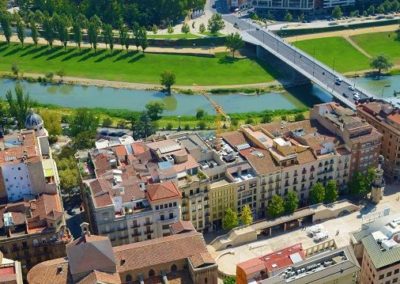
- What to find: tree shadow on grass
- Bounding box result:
[61,48,90,62]
[3,45,22,57]
[20,45,47,57]
[128,53,145,63]
[218,55,239,64]
[114,50,137,62]
[0,43,10,53]
[78,49,106,62]
[32,46,63,59]
[94,50,121,63]
[47,48,74,61]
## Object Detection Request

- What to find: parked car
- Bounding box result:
[313,231,329,242]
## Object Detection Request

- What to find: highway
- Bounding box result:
[223,14,376,109]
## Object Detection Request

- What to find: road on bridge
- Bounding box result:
[223,14,375,109]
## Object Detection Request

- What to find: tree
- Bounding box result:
[332,6,343,19]
[370,55,393,77]
[167,25,174,34]
[367,5,375,15]
[284,191,299,214]
[69,108,99,137]
[42,17,55,48]
[139,27,148,52]
[309,183,325,204]
[223,276,236,284]
[72,22,83,49]
[197,120,207,130]
[377,4,385,14]
[325,180,338,203]
[5,84,32,129]
[222,208,238,230]
[11,63,19,76]
[56,157,80,196]
[132,23,141,50]
[225,32,244,58]
[181,23,190,34]
[160,71,176,95]
[199,23,206,33]
[16,19,25,46]
[349,172,369,197]
[208,14,225,34]
[152,24,158,34]
[119,25,128,50]
[267,195,285,218]
[0,12,12,44]
[102,117,113,127]
[132,111,155,139]
[56,69,66,81]
[294,113,305,121]
[284,11,293,22]
[241,205,253,225]
[54,14,70,50]
[261,113,272,123]
[196,109,206,119]
[88,16,102,52]
[145,102,164,121]
[40,109,62,137]
[103,24,114,50]
[30,20,39,46]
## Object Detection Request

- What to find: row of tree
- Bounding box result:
[0,11,150,52]
[12,0,206,28]
[222,205,253,230]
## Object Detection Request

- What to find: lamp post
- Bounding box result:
[178,115,181,131]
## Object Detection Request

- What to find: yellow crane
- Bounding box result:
[201,92,231,151]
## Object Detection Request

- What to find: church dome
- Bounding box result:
[25,110,44,130]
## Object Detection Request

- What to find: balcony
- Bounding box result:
[144,229,154,234]
[131,223,140,229]
[117,227,128,232]
[159,217,178,223]
[131,231,141,237]
[144,222,153,226]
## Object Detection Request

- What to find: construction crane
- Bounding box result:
[201,92,231,151]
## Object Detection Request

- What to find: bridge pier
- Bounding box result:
[255,44,311,88]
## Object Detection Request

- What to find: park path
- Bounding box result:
[343,35,372,58]
[285,24,399,42]
[0,35,227,55]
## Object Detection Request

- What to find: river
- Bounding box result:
[0,75,398,115]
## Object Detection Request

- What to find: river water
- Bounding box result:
[0,75,399,115]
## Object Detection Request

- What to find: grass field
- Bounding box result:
[351,32,400,64]
[0,42,277,85]
[294,37,371,73]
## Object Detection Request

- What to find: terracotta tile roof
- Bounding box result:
[221,131,248,148]
[170,221,196,235]
[240,148,279,175]
[188,252,216,268]
[114,231,212,273]
[67,233,116,277]
[78,270,121,284]
[112,145,127,158]
[0,130,39,164]
[146,181,181,203]
[27,257,70,284]
[296,149,317,164]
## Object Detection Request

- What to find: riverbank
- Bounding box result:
[0,71,287,93]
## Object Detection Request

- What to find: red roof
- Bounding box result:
[146,181,181,203]
[237,243,304,277]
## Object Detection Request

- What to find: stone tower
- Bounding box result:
[371,156,385,204]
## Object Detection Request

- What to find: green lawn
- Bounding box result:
[294,37,371,73]
[147,33,200,39]
[0,42,277,85]
[351,32,400,64]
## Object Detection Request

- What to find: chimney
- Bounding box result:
[80,222,91,237]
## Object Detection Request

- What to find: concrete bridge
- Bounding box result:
[223,14,377,110]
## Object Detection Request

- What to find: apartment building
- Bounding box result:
[252,0,354,14]
[0,111,69,277]
[220,120,351,211]
[357,101,400,182]
[311,103,382,178]
[0,251,23,284]
[28,222,218,284]
[351,213,400,284]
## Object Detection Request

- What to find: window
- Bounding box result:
[125,274,133,283]
[395,269,399,274]
[393,278,398,283]
[169,213,174,219]
[387,272,392,277]
[155,205,159,210]
[149,269,155,277]
[160,215,164,221]
[379,275,384,280]
[171,264,177,272]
